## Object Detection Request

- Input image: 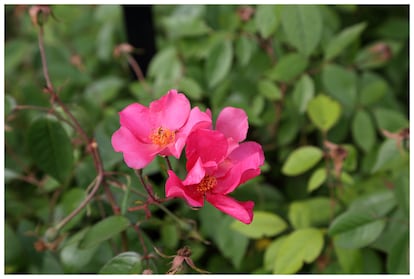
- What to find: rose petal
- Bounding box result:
[214,141,264,194]
[166,170,204,207]
[111,127,159,169]
[168,107,212,158]
[179,107,213,136]
[216,107,248,143]
[183,158,206,185]
[228,141,265,164]
[206,194,254,224]
[119,103,153,143]
[150,90,191,130]
[185,129,228,171]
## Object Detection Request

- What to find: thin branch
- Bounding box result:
[36,23,108,233]
[102,180,129,251]
[38,26,53,91]
[55,176,102,231]
[322,131,336,222]
[126,53,152,94]
[134,169,159,203]
[133,224,151,268]
[7,105,77,131]
[103,183,121,215]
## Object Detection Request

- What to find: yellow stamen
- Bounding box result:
[150,127,175,147]
[196,175,217,193]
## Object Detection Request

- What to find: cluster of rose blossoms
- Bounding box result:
[111,90,264,224]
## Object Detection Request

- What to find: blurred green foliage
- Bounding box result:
[5,4,409,274]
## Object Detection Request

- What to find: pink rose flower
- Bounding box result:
[111,90,212,169]
[166,108,264,224]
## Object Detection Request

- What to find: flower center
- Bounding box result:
[196,175,217,193]
[150,127,175,147]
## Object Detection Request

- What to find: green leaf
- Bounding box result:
[288,202,310,229]
[289,198,339,229]
[334,219,386,249]
[322,64,357,111]
[387,229,409,274]
[373,108,408,132]
[95,113,123,170]
[329,200,390,249]
[235,35,256,67]
[371,209,407,253]
[359,72,388,105]
[257,80,282,101]
[281,5,322,56]
[79,216,130,249]
[60,229,98,273]
[27,117,74,183]
[40,251,64,273]
[161,222,179,249]
[148,47,181,83]
[307,94,341,132]
[307,168,327,193]
[264,235,288,271]
[273,228,324,274]
[340,172,355,186]
[349,190,396,217]
[329,210,380,236]
[57,188,87,231]
[333,238,362,273]
[5,95,17,116]
[199,202,223,239]
[371,139,401,173]
[177,77,203,100]
[162,17,210,39]
[394,172,409,218]
[214,215,249,269]
[255,5,280,38]
[5,169,20,184]
[292,74,315,114]
[282,146,323,176]
[376,17,408,40]
[5,223,23,266]
[266,53,308,83]
[362,248,383,274]
[250,95,265,119]
[205,39,233,88]
[99,252,143,274]
[5,39,31,76]
[97,23,117,61]
[342,144,358,172]
[231,211,287,239]
[352,109,376,153]
[84,76,124,104]
[324,22,367,60]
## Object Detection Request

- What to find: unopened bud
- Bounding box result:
[177,246,192,257]
[237,6,255,22]
[368,42,392,63]
[114,43,135,57]
[142,269,153,275]
[45,227,58,242]
[70,54,85,71]
[29,5,51,27]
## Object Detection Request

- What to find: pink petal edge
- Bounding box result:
[206,194,254,224]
